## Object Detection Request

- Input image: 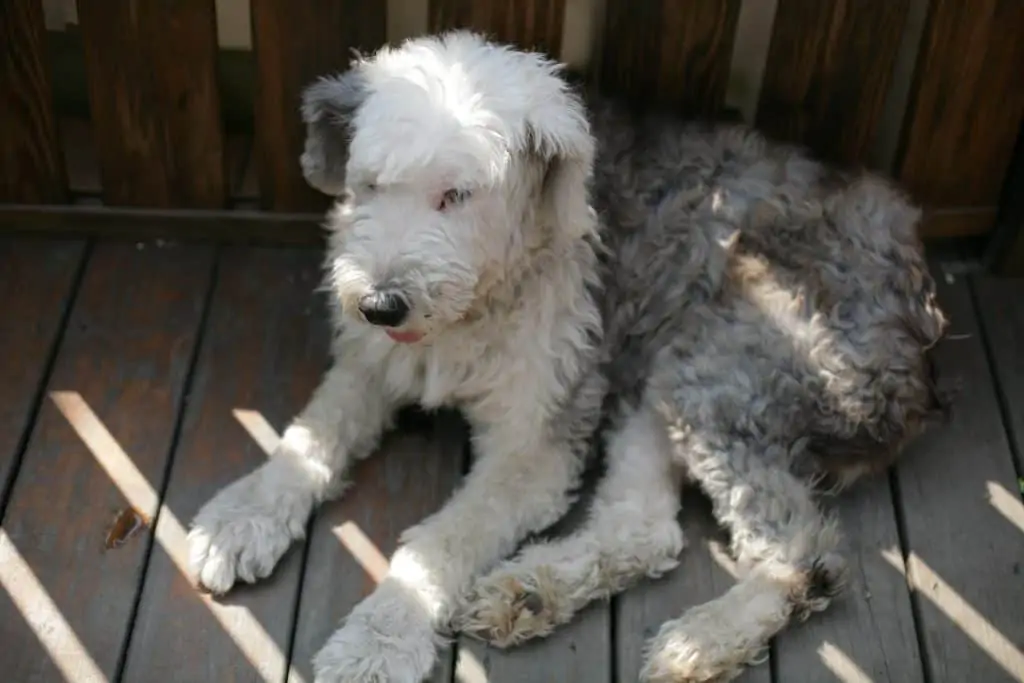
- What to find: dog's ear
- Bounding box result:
[300,68,368,196]
[525,83,597,243]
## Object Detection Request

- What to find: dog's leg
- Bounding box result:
[311,412,585,683]
[187,359,394,594]
[456,405,685,646]
[641,431,845,683]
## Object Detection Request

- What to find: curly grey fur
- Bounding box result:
[458,90,949,678]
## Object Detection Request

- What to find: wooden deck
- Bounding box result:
[1,236,1022,683]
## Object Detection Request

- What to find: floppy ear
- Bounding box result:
[299,68,367,196]
[526,84,597,243]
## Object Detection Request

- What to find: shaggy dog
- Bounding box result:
[187,31,948,682]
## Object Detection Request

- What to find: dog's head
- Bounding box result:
[300,31,595,343]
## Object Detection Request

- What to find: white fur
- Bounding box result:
[188,32,602,682]
[455,407,687,645]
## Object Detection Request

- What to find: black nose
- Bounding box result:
[358,291,410,327]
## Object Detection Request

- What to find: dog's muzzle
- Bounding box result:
[358,290,411,327]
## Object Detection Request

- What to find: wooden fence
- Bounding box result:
[1,0,1022,260]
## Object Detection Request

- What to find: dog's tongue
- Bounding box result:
[386,329,424,343]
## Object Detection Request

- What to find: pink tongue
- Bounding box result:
[386,330,424,343]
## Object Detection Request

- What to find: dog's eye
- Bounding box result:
[437,188,471,211]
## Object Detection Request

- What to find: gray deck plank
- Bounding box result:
[892,269,1024,682]
[972,274,1024,477]
[0,242,213,682]
[774,480,924,682]
[0,238,85,511]
[615,491,771,683]
[288,410,466,683]
[123,247,329,682]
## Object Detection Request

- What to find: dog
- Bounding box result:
[186,31,948,682]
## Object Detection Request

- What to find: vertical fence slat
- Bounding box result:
[598,0,742,117]
[76,0,226,208]
[251,0,386,213]
[429,0,566,55]
[897,0,1024,238]
[755,0,910,166]
[0,0,67,203]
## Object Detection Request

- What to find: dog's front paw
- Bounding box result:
[455,565,570,648]
[313,614,437,683]
[187,467,312,594]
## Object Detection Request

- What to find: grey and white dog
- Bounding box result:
[187,31,948,682]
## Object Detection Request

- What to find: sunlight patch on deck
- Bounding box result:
[986,481,1024,535]
[882,547,1024,678]
[49,390,286,681]
[817,641,873,683]
[0,531,106,682]
[232,407,281,455]
[334,521,390,583]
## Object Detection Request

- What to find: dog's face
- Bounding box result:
[300,32,596,343]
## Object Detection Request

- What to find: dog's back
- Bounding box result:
[587,93,948,483]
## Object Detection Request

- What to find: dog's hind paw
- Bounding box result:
[454,566,570,648]
[639,577,786,682]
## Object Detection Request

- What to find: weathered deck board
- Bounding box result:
[892,270,1024,682]
[773,480,924,682]
[0,242,213,682]
[0,0,67,203]
[289,410,466,683]
[756,0,911,166]
[0,239,84,511]
[973,275,1024,475]
[615,492,771,683]
[122,248,329,682]
[76,0,227,208]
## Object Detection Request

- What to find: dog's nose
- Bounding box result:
[358,291,410,327]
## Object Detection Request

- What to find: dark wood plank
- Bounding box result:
[0,204,324,247]
[615,493,770,683]
[896,0,1024,234]
[0,0,68,203]
[251,0,385,212]
[429,0,566,55]
[892,268,1024,681]
[756,0,911,166]
[774,481,924,682]
[123,247,330,682]
[599,0,741,116]
[0,242,213,681]
[0,239,85,510]
[289,411,466,683]
[972,275,1024,479]
[76,0,227,208]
